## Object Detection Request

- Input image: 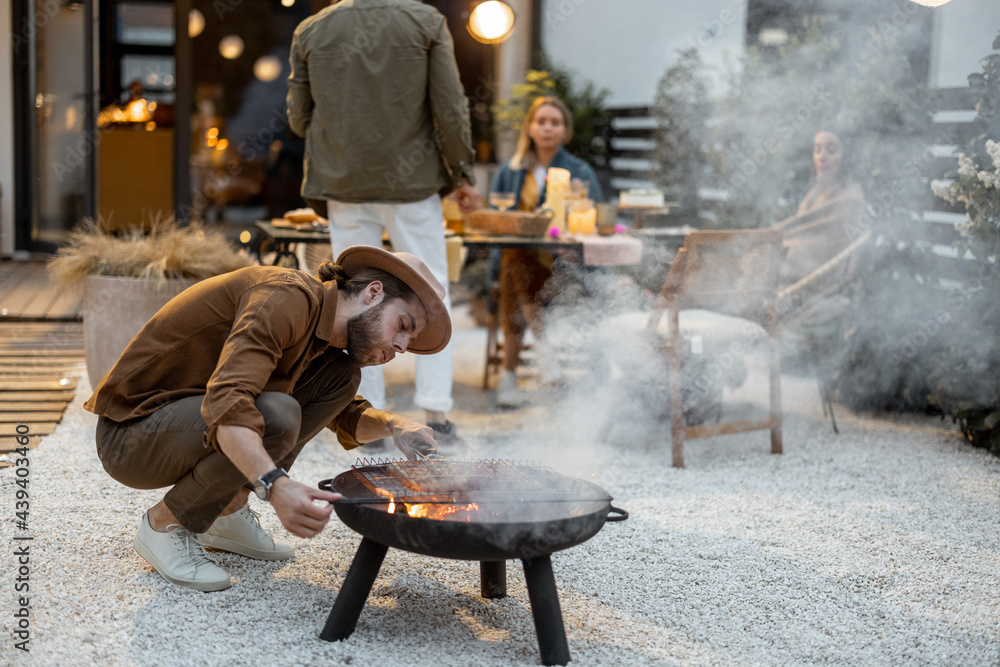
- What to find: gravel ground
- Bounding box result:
[2,305,999,666]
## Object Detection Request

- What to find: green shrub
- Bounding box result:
[652,48,712,217]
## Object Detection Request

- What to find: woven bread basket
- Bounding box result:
[465,209,555,237]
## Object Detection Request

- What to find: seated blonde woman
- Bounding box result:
[488,96,604,408]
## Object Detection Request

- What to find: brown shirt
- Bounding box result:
[83,266,370,450]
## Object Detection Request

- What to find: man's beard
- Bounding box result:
[346,301,392,366]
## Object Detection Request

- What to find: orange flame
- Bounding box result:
[405,502,479,520]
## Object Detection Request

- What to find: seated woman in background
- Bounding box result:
[779,127,867,286]
[489,96,604,407]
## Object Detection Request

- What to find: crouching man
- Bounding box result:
[84,246,450,591]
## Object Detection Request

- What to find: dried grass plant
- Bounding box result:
[47,218,252,288]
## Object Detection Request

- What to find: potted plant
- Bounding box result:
[47,218,252,387]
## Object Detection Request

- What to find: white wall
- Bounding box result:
[930,0,1000,89]
[540,0,746,107]
[1,5,15,257]
[541,0,1000,107]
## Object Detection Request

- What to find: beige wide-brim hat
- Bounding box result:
[336,245,451,355]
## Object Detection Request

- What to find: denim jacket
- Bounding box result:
[490,148,605,207]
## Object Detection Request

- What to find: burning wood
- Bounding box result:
[404,502,479,521]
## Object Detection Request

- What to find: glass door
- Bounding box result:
[29,0,95,250]
[96,0,176,232]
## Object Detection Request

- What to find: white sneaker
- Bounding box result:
[196,504,295,561]
[133,512,231,592]
[496,370,521,408]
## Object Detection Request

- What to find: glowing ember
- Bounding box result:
[406,503,479,521]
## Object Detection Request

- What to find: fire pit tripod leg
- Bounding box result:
[480,560,507,598]
[521,555,571,666]
[320,537,389,642]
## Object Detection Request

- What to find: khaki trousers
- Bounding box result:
[96,348,360,532]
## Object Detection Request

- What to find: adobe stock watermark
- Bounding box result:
[213,0,248,21]
[238,105,290,163]
[7,0,62,54]
[684,0,744,51]
[11,424,33,653]
[337,7,394,63]
[545,0,589,30]
[725,82,837,192]
[868,0,923,40]
[381,75,495,193]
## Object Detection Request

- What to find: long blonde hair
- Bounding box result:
[509,97,574,171]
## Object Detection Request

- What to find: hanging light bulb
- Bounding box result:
[254,56,283,82]
[219,35,245,60]
[907,0,952,7]
[188,9,205,38]
[467,1,515,44]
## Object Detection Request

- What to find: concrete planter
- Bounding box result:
[83,274,197,388]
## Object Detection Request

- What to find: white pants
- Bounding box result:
[327,194,453,414]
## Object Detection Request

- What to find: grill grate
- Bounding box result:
[350,458,581,500]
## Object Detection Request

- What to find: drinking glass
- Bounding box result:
[488,192,516,211]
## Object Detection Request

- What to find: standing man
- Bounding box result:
[287,0,480,447]
[86,247,450,592]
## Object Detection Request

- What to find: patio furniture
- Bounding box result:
[462,233,642,390]
[651,229,786,467]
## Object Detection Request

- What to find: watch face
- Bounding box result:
[254,468,286,502]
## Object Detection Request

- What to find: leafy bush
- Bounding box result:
[920,32,1000,456]
[651,48,712,217]
[837,31,1000,457]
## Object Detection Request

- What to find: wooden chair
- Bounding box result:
[482,278,505,388]
[646,229,786,467]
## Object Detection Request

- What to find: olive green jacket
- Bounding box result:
[287,0,476,204]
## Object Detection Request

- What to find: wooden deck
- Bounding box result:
[0,260,85,466]
[0,259,84,321]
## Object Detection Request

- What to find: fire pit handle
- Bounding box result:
[606,506,628,522]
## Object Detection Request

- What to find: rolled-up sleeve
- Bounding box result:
[201,283,314,450]
[330,395,372,450]
[286,29,314,137]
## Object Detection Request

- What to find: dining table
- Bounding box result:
[459,231,643,267]
[253,219,332,268]
[458,230,644,387]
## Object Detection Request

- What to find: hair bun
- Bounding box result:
[316,261,347,283]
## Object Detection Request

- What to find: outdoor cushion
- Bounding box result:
[606,307,768,354]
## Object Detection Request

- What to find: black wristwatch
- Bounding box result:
[253,468,288,502]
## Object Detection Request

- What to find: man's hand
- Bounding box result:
[387,414,438,461]
[355,408,438,460]
[215,424,340,538]
[268,476,341,538]
[455,179,481,213]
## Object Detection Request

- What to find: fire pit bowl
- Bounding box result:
[321,461,621,561]
[317,459,628,666]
